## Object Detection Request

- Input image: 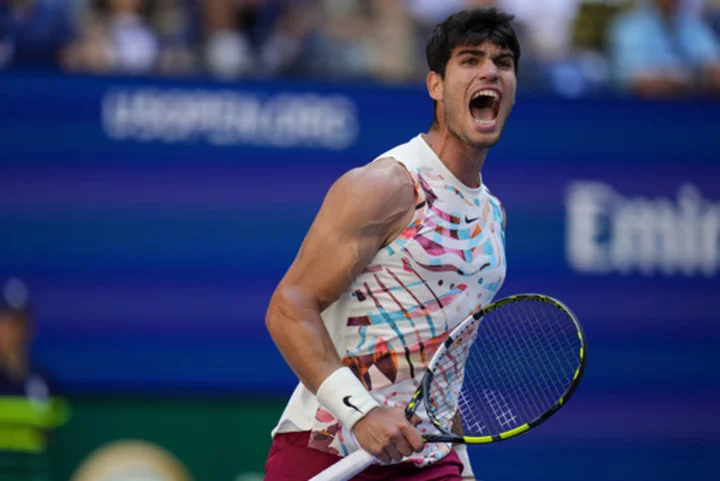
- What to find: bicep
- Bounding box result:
[278,161,416,311]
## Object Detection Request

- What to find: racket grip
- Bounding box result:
[308,449,375,481]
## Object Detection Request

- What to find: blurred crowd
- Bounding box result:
[1,0,719,97]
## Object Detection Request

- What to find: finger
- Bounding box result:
[366,444,385,458]
[400,423,426,452]
[392,433,414,458]
[384,444,404,462]
[409,414,422,426]
[377,450,392,465]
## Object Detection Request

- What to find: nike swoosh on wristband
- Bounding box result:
[343,395,363,414]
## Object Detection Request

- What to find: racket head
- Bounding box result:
[422,294,586,444]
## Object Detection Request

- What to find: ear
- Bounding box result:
[427,71,443,103]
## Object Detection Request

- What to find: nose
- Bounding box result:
[477,60,499,83]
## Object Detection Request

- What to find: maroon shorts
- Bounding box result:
[265,431,463,481]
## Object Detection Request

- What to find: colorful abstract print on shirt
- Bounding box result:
[309,166,506,465]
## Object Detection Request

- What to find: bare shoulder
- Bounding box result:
[329,157,416,219]
[273,157,417,309]
[340,157,414,196]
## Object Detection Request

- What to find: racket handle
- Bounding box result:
[309,449,375,481]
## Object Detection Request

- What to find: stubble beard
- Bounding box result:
[445,105,500,150]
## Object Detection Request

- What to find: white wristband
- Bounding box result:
[315,367,380,430]
[454,444,474,478]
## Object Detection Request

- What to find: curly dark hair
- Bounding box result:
[426,7,521,77]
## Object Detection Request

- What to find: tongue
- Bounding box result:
[471,106,496,121]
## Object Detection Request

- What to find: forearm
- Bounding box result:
[266,285,342,394]
[267,284,381,429]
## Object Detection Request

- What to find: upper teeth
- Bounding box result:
[473,90,499,100]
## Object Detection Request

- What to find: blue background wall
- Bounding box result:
[1,73,719,480]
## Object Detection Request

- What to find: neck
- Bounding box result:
[424,125,488,189]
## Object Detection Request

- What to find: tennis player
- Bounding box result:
[265,8,520,480]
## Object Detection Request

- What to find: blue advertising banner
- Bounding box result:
[1,73,719,479]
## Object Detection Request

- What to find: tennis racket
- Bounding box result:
[309,293,586,481]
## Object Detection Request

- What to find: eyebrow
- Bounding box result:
[457,49,515,61]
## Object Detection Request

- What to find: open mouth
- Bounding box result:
[469,89,501,129]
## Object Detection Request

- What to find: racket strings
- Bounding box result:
[474,301,578,431]
[427,299,582,438]
[479,320,540,428]
[427,322,478,431]
[464,319,535,433]
[514,303,572,401]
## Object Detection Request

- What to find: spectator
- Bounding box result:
[107,0,158,73]
[202,0,260,78]
[62,0,159,74]
[259,1,315,76]
[304,0,420,82]
[303,0,375,79]
[609,0,720,98]
[499,0,580,61]
[150,0,196,75]
[368,0,420,82]
[0,278,69,481]
[405,0,465,36]
[0,0,76,71]
[60,7,112,73]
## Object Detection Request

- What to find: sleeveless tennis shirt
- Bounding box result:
[272,134,507,467]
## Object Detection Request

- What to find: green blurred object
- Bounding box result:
[0,397,70,428]
[0,396,70,481]
[48,396,286,481]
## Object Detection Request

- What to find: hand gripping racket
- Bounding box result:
[310,294,587,481]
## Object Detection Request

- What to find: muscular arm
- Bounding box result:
[265,158,416,394]
[266,159,427,464]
